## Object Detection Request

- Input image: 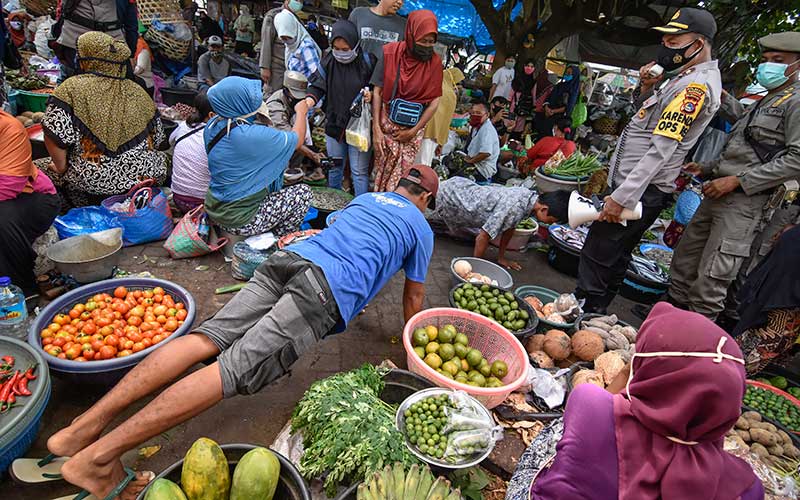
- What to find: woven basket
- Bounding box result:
[144,26,190,61]
[21,0,56,16]
[592,117,619,135]
[137,0,184,25]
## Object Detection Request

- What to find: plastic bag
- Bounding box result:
[345,94,371,153]
[443,406,492,433]
[530,367,570,409]
[54,206,124,240]
[101,181,173,247]
[443,427,504,463]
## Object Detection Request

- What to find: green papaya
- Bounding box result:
[181,437,230,500]
[770,376,788,390]
[230,447,281,500]
[144,478,188,500]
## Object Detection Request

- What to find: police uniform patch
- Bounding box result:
[653,82,707,141]
[638,108,646,119]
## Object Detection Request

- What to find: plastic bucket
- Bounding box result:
[136,444,311,500]
[514,285,579,333]
[490,225,537,252]
[380,368,434,405]
[620,269,669,304]
[403,308,528,409]
[449,257,513,290]
[28,278,195,386]
[448,283,538,340]
[16,90,49,113]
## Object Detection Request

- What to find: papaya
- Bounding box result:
[181,438,230,500]
[230,447,281,500]
[144,478,189,500]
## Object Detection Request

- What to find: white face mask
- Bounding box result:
[625,336,745,445]
[9,20,23,30]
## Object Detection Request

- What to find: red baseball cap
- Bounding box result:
[402,165,439,208]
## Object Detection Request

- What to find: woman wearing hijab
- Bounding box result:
[42,31,167,209]
[734,225,800,375]
[524,117,576,174]
[538,65,580,138]
[274,9,321,80]
[233,5,255,57]
[506,302,764,500]
[307,20,375,196]
[204,77,313,237]
[371,10,443,192]
[419,67,464,166]
[509,60,536,139]
[7,10,30,49]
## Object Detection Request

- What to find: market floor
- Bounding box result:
[7,235,642,499]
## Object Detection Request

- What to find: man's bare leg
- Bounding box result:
[48,334,221,458]
[61,361,224,500]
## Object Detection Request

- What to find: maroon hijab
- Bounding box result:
[613,302,759,499]
[381,10,443,105]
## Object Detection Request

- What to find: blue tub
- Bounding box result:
[28,278,196,386]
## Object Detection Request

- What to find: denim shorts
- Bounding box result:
[195,251,340,397]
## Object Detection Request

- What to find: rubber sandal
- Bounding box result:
[51,468,151,500]
[10,453,69,483]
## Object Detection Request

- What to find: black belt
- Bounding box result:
[67,14,122,32]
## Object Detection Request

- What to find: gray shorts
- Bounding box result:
[195,251,340,398]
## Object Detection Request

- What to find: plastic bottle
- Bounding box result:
[0,277,28,340]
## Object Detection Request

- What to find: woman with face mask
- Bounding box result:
[7,10,29,49]
[232,5,255,57]
[274,9,322,80]
[306,20,377,196]
[539,65,580,137]
[509,61,536,139]
[371,9,443,192]
[524,118,576,175]
[506,303,764,500]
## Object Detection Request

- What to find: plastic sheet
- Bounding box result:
[54,206,124,240]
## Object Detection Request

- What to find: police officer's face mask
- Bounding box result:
[756,61,799,90]
[657,38,703,73]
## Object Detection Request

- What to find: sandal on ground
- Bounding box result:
[10,453,69,483]
[51,468,153,500]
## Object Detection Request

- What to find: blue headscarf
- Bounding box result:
[205,77,297,202]
[548,65,581,115]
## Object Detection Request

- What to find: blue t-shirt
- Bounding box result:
[290,192,434,326]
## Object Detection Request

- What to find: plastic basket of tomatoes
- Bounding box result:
[28,278,195,386]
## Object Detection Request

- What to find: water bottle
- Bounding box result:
[0,277,28,340]
[198,214,210,243]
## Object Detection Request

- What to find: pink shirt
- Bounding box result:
[0,170,57,201]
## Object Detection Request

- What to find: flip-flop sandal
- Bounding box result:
[51,468,153,500]
[10,453,69,483]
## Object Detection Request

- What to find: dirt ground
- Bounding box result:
[8,235,643,499]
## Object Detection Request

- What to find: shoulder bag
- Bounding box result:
[388,63,424,127]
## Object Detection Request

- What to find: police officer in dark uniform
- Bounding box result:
[575,8,722,314]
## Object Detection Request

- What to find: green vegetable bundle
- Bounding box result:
[292,364,418,496]
[743,385,800,432]
[543,151,601,178]
[516,218,536,230]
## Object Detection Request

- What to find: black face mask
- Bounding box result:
[656,39,702,72]
[412,43,434,62]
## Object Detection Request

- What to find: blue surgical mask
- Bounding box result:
[563,74,573,82]
[288,0,303,13]
[756,61,796,90]
[307,22,317,30]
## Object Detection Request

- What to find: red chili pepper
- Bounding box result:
[15,376,30,397]
[2,356,14,366]
[0,371,19,403]
[8,392,15,404]
[25,366,36,380]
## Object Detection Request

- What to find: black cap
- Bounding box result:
[653,8,717,41]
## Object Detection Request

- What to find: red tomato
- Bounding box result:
[73,303,86,313]
[141,298,154,306]
[99,326,114,337]
[142,290,154,299]
[43,337,53,345]
[40,329,54,339]
[175,302,185,310]
[104,334,119,347]
[80,311,92,321]
[127,316,142,327]
[54,313,70,325]
[152,287,165,296]
[114,286,128,298]
[81,323,96,335]
[98,345,117,359]
[142,338,153,348]
[153,294,163,303]
[127,330,143,343]
[52,337,67,347]
[68,309,80,319]
[152,305,167,316]
[152,334,164,344]
[65,345,82,360]
[176,309,188,321]
[91,339,105,351]
[57,353,67,359]
[129,306,145,318]
[123,340,134,350]
[164,319,178,332]
[133,291,142,299]
[132,342,145,353]
[156,315,167,325]
[118,349,132,357]
[140,322,153,333]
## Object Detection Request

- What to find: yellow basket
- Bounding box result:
[144,26,190,61]
[137,0,184,25]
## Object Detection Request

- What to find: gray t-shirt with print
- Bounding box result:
[348,7,406,62]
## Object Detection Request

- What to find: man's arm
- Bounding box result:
[403,279,426,323]
[197,56,212,86]
[473,230,491,259]
[738,101,800,195]
[610,134,679,209]
[259,13,275,79]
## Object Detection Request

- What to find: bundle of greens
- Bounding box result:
[292,364,419,496]
[543,151,602,178]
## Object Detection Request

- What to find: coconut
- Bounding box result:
[453,259,472,278]
[529,350,554,368]
[571,329,605,361]
[524,296,544,312]
[525,334,546,353]
[594,351,626,385]
[543,330,571,361]
[571,369,605,388]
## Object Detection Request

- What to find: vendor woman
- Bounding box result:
[0,109,60,296]
[41,31,167,208]
[204,76,312,237]
[428,178,570,270]
[506,303,764,500]
[44,166,438,500]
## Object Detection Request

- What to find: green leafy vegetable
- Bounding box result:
[448,467,490,500]
[543,151,602,178]
[291,364,419,496]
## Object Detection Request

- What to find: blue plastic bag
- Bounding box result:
[54,206,124,240]
[101,182,174,247]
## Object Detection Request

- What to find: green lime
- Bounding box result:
[438,327,456,344]
[413,328,429,347]
[478,359,491,377]
[439,343,455,361]
[466,349,483,367]
[455,376,469,384]
[454,333,469,346]
[425,342,440,354]
[469,372,486,387]
[414,346,425,359]
[441,360,459,376]
[424,353,442,370]
[454,343,469,359]
[486,376,503,388]
[491,360,508,378]
[456,370,468,379]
